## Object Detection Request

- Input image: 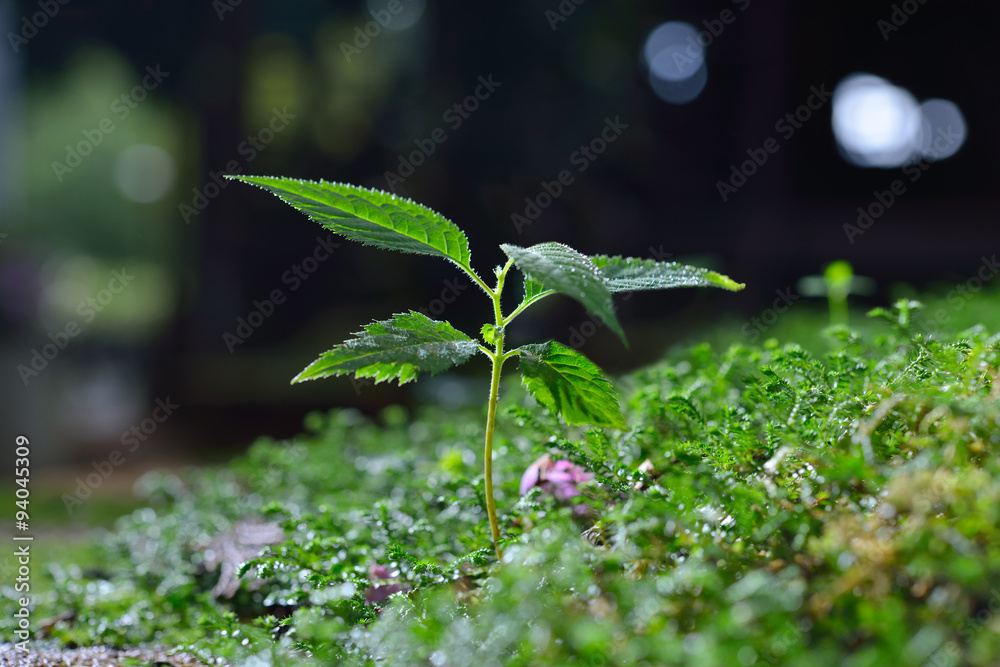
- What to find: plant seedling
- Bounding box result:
[227,176,744,560]
[797,260,875,327]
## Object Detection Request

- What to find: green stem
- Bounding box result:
[481,258,516,562]
[501,290,554,326]
[493,259,514,321]
[830,293,849,328]
[484,336,504,561]
[465,265,496,298]
[501,349,522,363]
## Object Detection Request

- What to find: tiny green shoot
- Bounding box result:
[227,176,745,560]
[797,260,875,327]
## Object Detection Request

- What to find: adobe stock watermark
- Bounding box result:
[213,0,243,21]
[922,589,1000,666]
[340,0,421,62]
[51,65,170,182]
[544,0,586,31]
[223,236,340,352]
[908,469,1000,665]
[565,245,671,348]
[349,374,377,396]
[843,125,964,244]
[179,106,297,225]
[383,74,502,192]
[416,277,468,319]
[350,275,470,396]
[567,292,633,348]
[741,287,800,342]
[61,397,179,514]
[916,255,1000,329]
[12,434,32,653]
[878,0,929,41]
[16,268,135,386]
[7,0,71,54]
[717,83,832,202]
[511,116,629,234]
[760,620,806,664]
[646,0,753,64]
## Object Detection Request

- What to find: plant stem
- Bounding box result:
[481,259,516,562]
[830,294,849,328]
[484,336,504,561]
[467,269,496,299]
[501,290,554,326]
[475,256,560,561]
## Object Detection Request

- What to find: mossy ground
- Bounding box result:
[5,287,1000,666]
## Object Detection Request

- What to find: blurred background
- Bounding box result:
[1,0,998,483]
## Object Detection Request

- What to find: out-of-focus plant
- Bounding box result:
[797,260,875,326]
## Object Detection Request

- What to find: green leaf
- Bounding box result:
[663,395,705,424]
[590,255,745,293]
[501,242,625,344]
[228,176,472,269]
[517,341,625,429]
[522,274,548,303]
[292,311,479,385]
[481,324,501,347]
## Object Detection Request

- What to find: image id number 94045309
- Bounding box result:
[13,434,33,652]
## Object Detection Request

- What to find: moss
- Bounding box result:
[7,297,1000,665]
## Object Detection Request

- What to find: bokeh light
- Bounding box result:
[113,144,176,203]
[365,0,426,32]
[643,22,708,105]
[39,254,177,337]
[832,74,920,168]
[832,74,966,168]
[916,98,966,161]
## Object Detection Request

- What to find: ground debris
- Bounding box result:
[0,644,214,667]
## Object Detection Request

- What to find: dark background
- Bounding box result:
[1,0,998,477]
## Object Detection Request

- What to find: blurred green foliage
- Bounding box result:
[24,47,182,259]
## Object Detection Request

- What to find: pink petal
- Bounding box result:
[364,582,403,605]
[546,469,574,484]
[520,464,541,496]
[521,455,554,495]
[554,484,581,501]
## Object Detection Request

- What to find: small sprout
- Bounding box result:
[867,298,924,329]
[797,260,875,327]
[481,323,501,347]
[227,175,744,560]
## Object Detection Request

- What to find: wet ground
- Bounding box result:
[0,644,211,667]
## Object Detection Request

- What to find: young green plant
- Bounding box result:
[227,176,744,560]
[797,260,876,327]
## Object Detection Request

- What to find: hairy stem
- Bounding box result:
[467,269,496,299]
[484,336,504,561]
[501,289,554,326]
[482,259,516,561]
